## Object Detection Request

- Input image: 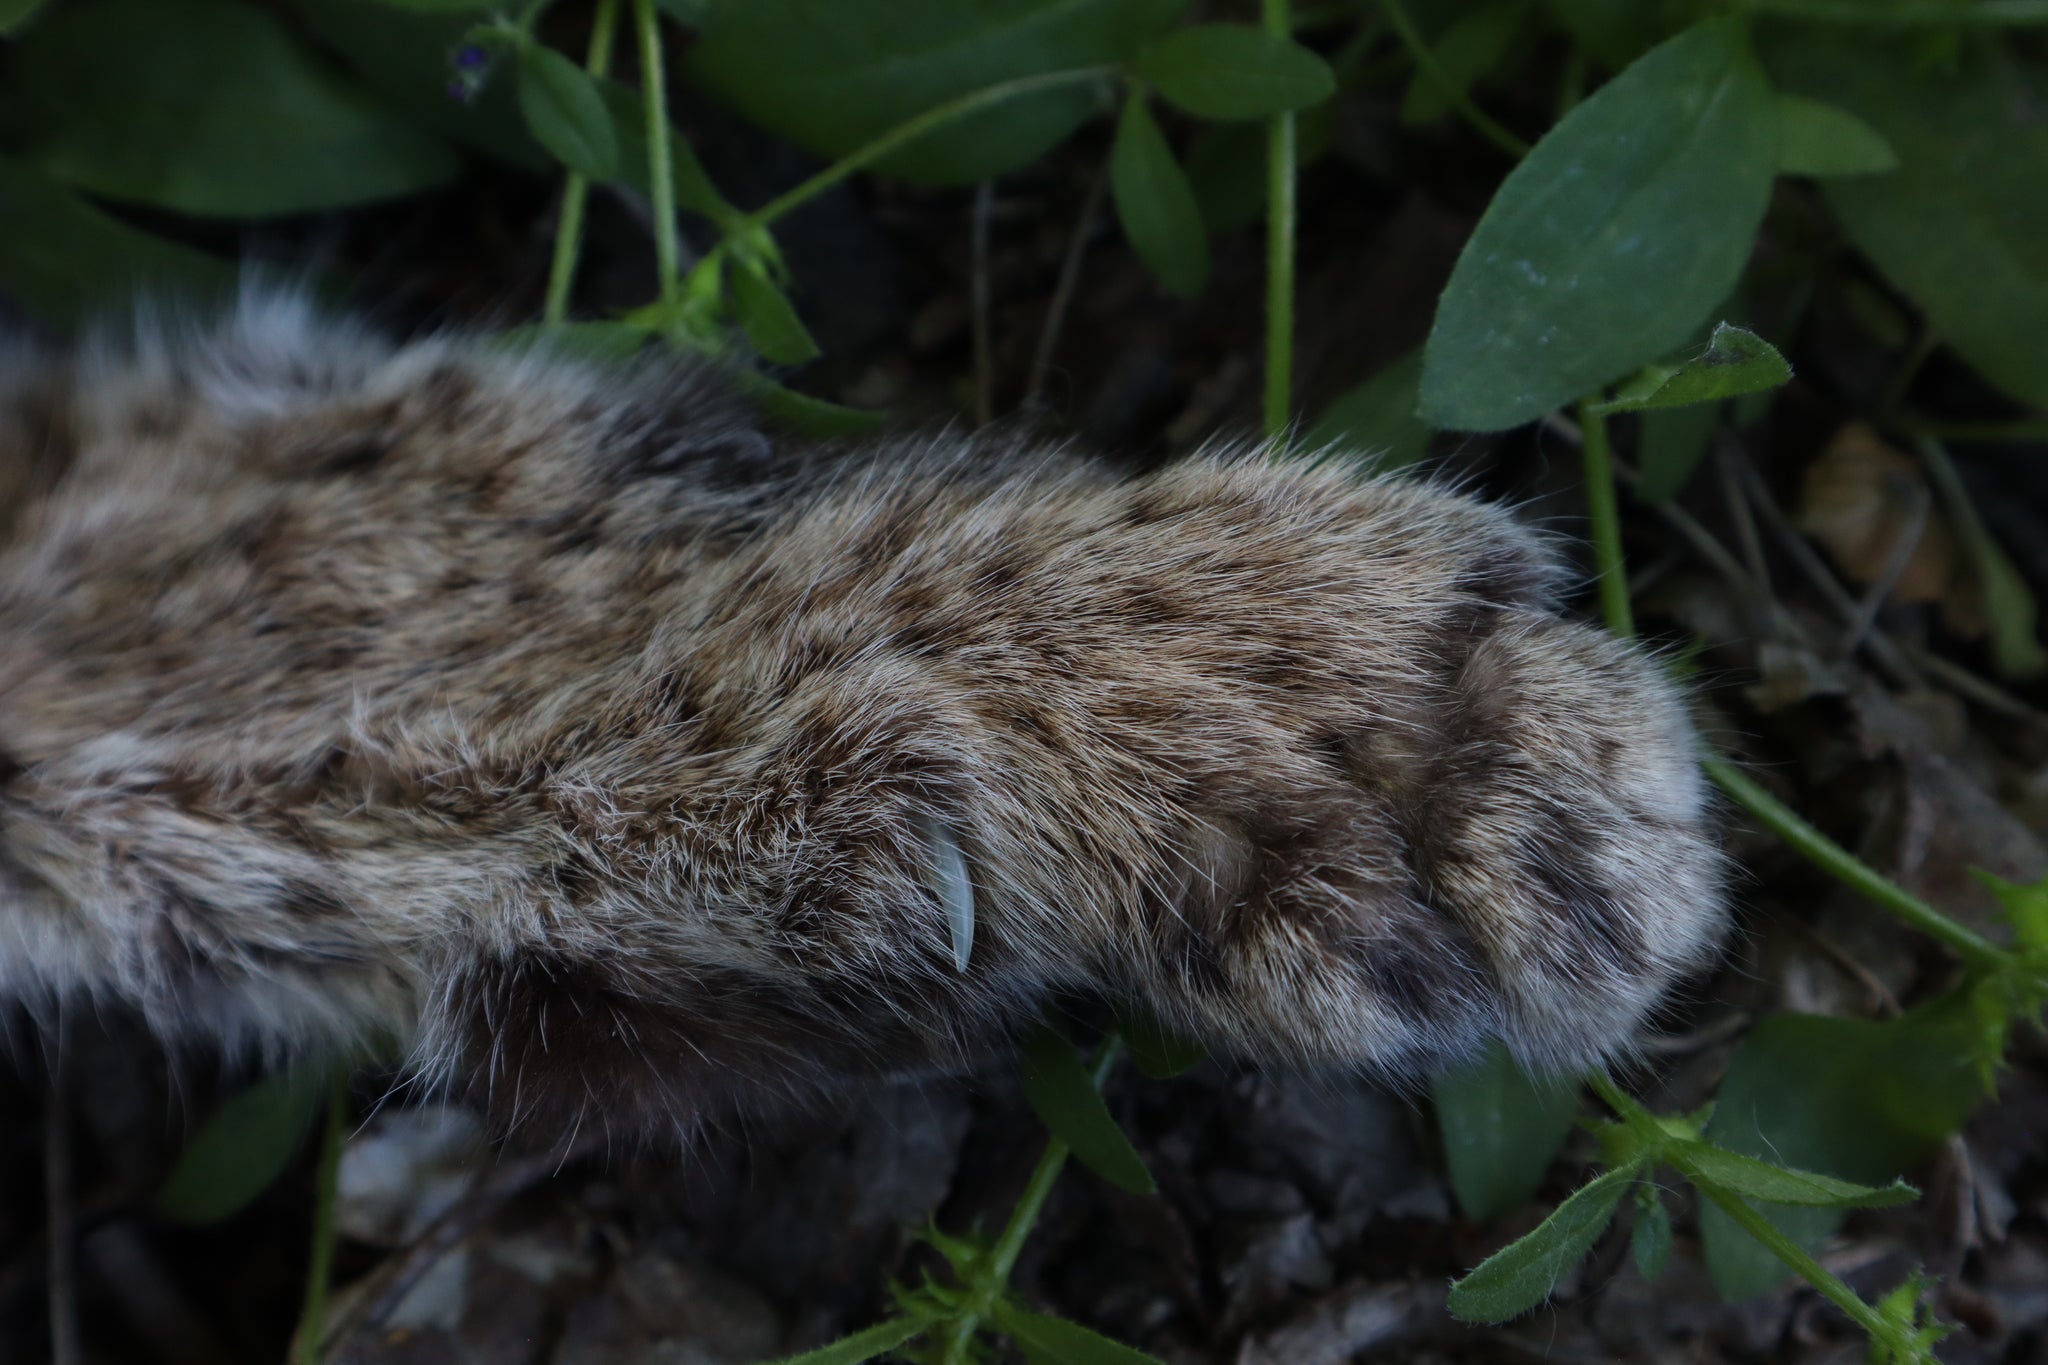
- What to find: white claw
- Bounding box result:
[921,817,975,972]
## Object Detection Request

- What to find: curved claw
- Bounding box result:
[920,817,975,973]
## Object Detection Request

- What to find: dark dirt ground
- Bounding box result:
[5,50,2048,1365]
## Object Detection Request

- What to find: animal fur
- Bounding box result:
[0,295,1724,1138]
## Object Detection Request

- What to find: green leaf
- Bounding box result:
[1420,18,1776,431]
[516,40,621,180]
[1136,23,1335,121]
[2,0,460,216]
[756,1317,925,1365]
[1699,1008,1983,1300]
[1774,93,1897,177]
[683,0,1183,186]
[361,0,496,9]
[1630,1186,1672,1281]
[1447,1161,1641,1323]
[1763,33,2048,412]
[1110,92,1208,299]
[285,0,546,170]
[1634,400,1721,504]
[729,260,822,365]
[1675,1143,1918,1208]
[0,156,240,331]
[157,1067,332,1224]
[1304,349,1433,470]
[1592,323,1791,414]
[992,1301,1168,1365]
[728,370,887,438]
[1432,1039,1581,1222]
[0,0,52,33]
[1399,3,1524,127]
[1116,1009,1207,1081]
[1018,1025,1155,1195]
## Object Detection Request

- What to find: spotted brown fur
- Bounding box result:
[0,296,1724,1141]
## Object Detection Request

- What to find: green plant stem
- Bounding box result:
[632,0,680,305]
[291,1070,349,1365]
[1691,1179,1906,1348]
[1578,402,1635,638]
[1746,0,2048,23]
[542,0,620,325]
[1263,0,1296,440]
[938,1037,1124,1365]
[744,67,1116,234]
[1704,759,2007,969]
[1375,0,1530,158]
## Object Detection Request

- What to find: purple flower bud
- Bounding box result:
[455,43,489,70]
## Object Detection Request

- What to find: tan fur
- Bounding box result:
[0,296,1723,1137]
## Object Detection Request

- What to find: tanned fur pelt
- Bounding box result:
[0,294,1724,1139]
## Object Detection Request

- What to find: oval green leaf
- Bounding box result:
[0,155,238,331]
[1447,1161,1640,1323]
[2,0,460,216]
[286,0,547,170]
[157,1066,332,1224]
[1420,18,1776,431]
[683,0,1184,186]
[1111,92,1208,299]
[730,260,822,365]
[1432,1038,1582,1223]
[1592,323,1791,414]
[1136,24,1335,121]
[1018,1025,1155,1195]
[992,1301,1168,1365]
[1764,33,2048,413]
[1774,92,1898,177]
[517,40,621,180]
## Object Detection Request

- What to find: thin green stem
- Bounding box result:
[1705,759,2008,968]
[632,0,680,304]
[542,0,621,325]
[745,67,1116,234]
[1263,0,1296,440]
[1375,0,1530,158]
[291,1070,349,1365]
[938,1038,1124,1364]
[1691,1179,1904,1347]
[1745,0,2048,23]
[1579,402,1635,638]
